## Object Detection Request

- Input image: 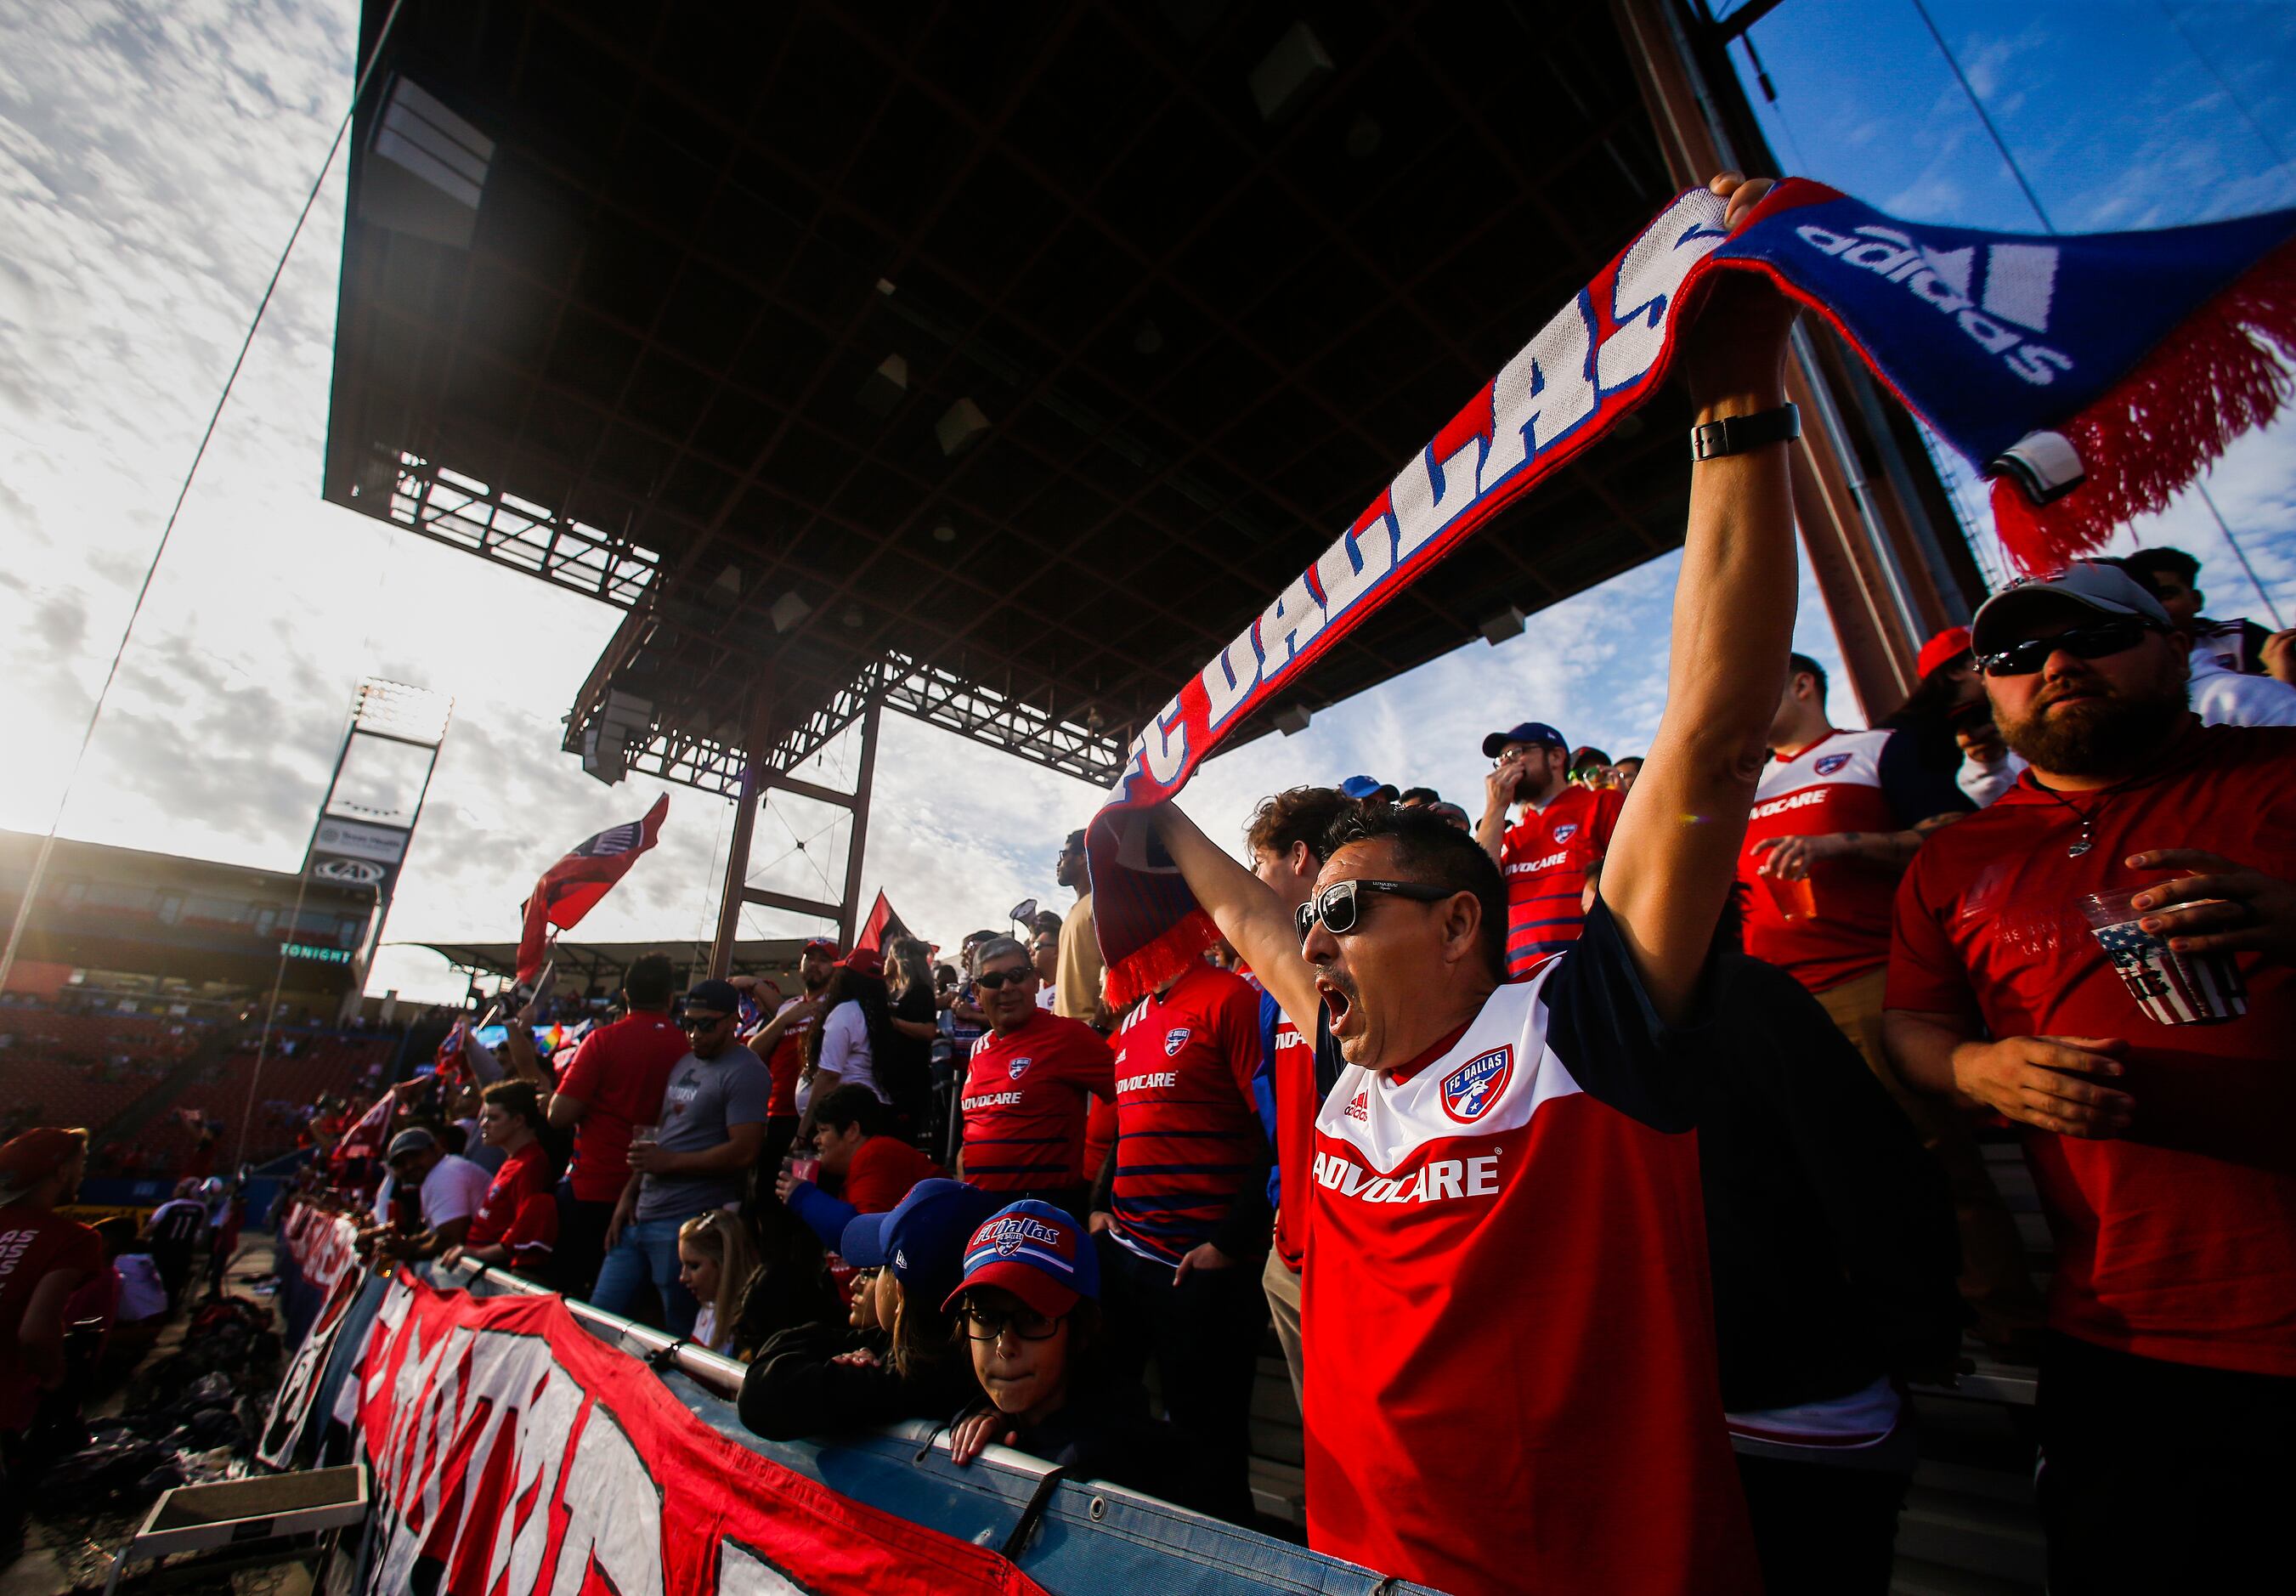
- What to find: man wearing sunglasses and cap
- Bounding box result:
[1882,559,2296,1593]
[1475,719,1624,974]
[592,979,770,1335]
[1140,171,1794,1596]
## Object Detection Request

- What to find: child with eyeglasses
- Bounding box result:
[942,1202,1217,1514]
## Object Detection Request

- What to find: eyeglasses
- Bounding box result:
[1295,878,1457,938]
[681,1012,731,1033]
[973,968,1036,991]
[1490,745,1556,768]
[961,1301,1065,1341]
[1978,616,2158,677]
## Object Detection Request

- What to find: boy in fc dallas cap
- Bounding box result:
[942,1200,1215,1513]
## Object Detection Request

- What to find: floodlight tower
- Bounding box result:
[236,678,453,1168]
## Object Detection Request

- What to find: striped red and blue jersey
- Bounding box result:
[959,1010,1115,1193]
[1108,964,1270,1265]
[1500,784,1623,975]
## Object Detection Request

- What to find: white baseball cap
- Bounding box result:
[1970,562,2174,659]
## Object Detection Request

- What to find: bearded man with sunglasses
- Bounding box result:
[1136,172,1796,1596]
[1882,560,2296,1594]
[593,979,770,1335]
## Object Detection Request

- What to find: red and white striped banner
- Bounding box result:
[331,1271,1048,1596]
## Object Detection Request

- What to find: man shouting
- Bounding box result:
[1145,172,1794,1595]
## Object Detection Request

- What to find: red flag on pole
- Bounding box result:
[334,1091,394,1163]
[516,795,669,982]
[852,889,908,955]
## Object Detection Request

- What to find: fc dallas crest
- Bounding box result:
[1440,1046,1513,1123]
[1008,1056,1032,1080]
[1163,1027,1191,1056]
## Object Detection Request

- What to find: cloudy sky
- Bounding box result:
[3,2,2292,1004]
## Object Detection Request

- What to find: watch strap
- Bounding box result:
[1689,403,1801,461]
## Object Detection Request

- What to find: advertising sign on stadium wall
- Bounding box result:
[313,819,412,865]
[325,1273,1049,1596]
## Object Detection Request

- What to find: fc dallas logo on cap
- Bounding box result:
[1440,1047,1513,1123]
[1814,752,1852,775]
[1164,1027,1191,1056]
[1008,1056,1032,1080]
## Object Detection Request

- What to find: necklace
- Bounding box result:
[2029,778,2115,857]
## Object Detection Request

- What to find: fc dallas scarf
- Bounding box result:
[515,793,669,982]
[1088,178,2296,1007]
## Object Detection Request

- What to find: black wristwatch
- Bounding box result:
[1689,402,1800,461]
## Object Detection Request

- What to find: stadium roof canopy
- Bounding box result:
[321,0,1742,796]
[409,937,810,988]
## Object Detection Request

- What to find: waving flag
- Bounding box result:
[852,889,908,956]
[333,1090,394,1163]
[516,794,669,982]
[1087,180,2296,1006]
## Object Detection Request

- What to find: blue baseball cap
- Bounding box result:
[941,1200,1100,1318]
[1481,722,1566,759]
[1339,775,1397,801]
[840,1178,999,1306]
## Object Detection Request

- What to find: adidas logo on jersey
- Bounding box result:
[1312,1149,1501,1204]
[1343,1089,1369,1121]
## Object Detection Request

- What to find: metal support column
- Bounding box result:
[708,688,773,980]
[835,696,883,950]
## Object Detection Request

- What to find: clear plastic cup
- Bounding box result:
[630,1123,659,1152]
[2078,886,2246,1026]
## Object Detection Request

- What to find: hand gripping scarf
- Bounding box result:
[1085,178,2296,1008]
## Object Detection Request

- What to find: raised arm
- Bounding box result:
[1147,804,1322,1039]
[1600,173,1801,1023]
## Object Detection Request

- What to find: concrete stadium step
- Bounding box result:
[1247,1457,1307,1527]
[1891,1554,2044,1596]
[1893,1486,2047,1589]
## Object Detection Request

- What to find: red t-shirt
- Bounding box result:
[1267,1005,1317,1273]
[0,1204,103,1429]
[462,1142,557,1275]
[555,1011,692,1202]
[1887,722,2296,1378]
[1740,727,1965,993]
[758,997,817,1119]
[1499,784,1623,975]
[960,1010,1115,1192]
[843,1136,943,1214]
[1300,908,1756,1596]
[1107,964,1267,1265]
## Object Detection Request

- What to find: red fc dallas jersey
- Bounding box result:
[1739,728,1921,993]
[1301,905,1757,1596]
[960,1010,1115,1192]
[1889,722,2296,1378]
[462,1142,557,1276]
[1107,964,1268,1265]
[1500,784,1623,975]
[761,998,816,1118]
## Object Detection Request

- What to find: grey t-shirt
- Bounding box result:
[634,1043,771,1222]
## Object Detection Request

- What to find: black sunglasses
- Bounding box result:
[1296,878,1457,938]
[1979,616,2158,677]
[681,1011,732,1032]
[973,968,1036,991]
[960,1301,1066,1341]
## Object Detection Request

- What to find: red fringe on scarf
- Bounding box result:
[1100,906,1220,1014]
[1992,234,2296,573]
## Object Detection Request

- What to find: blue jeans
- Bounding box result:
[590,1217,698,1336]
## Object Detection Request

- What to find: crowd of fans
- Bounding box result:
[6,190,2292,1592]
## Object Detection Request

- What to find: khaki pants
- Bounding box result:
[1819,967,2043,1344]
[1262,1245,1304,1412]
